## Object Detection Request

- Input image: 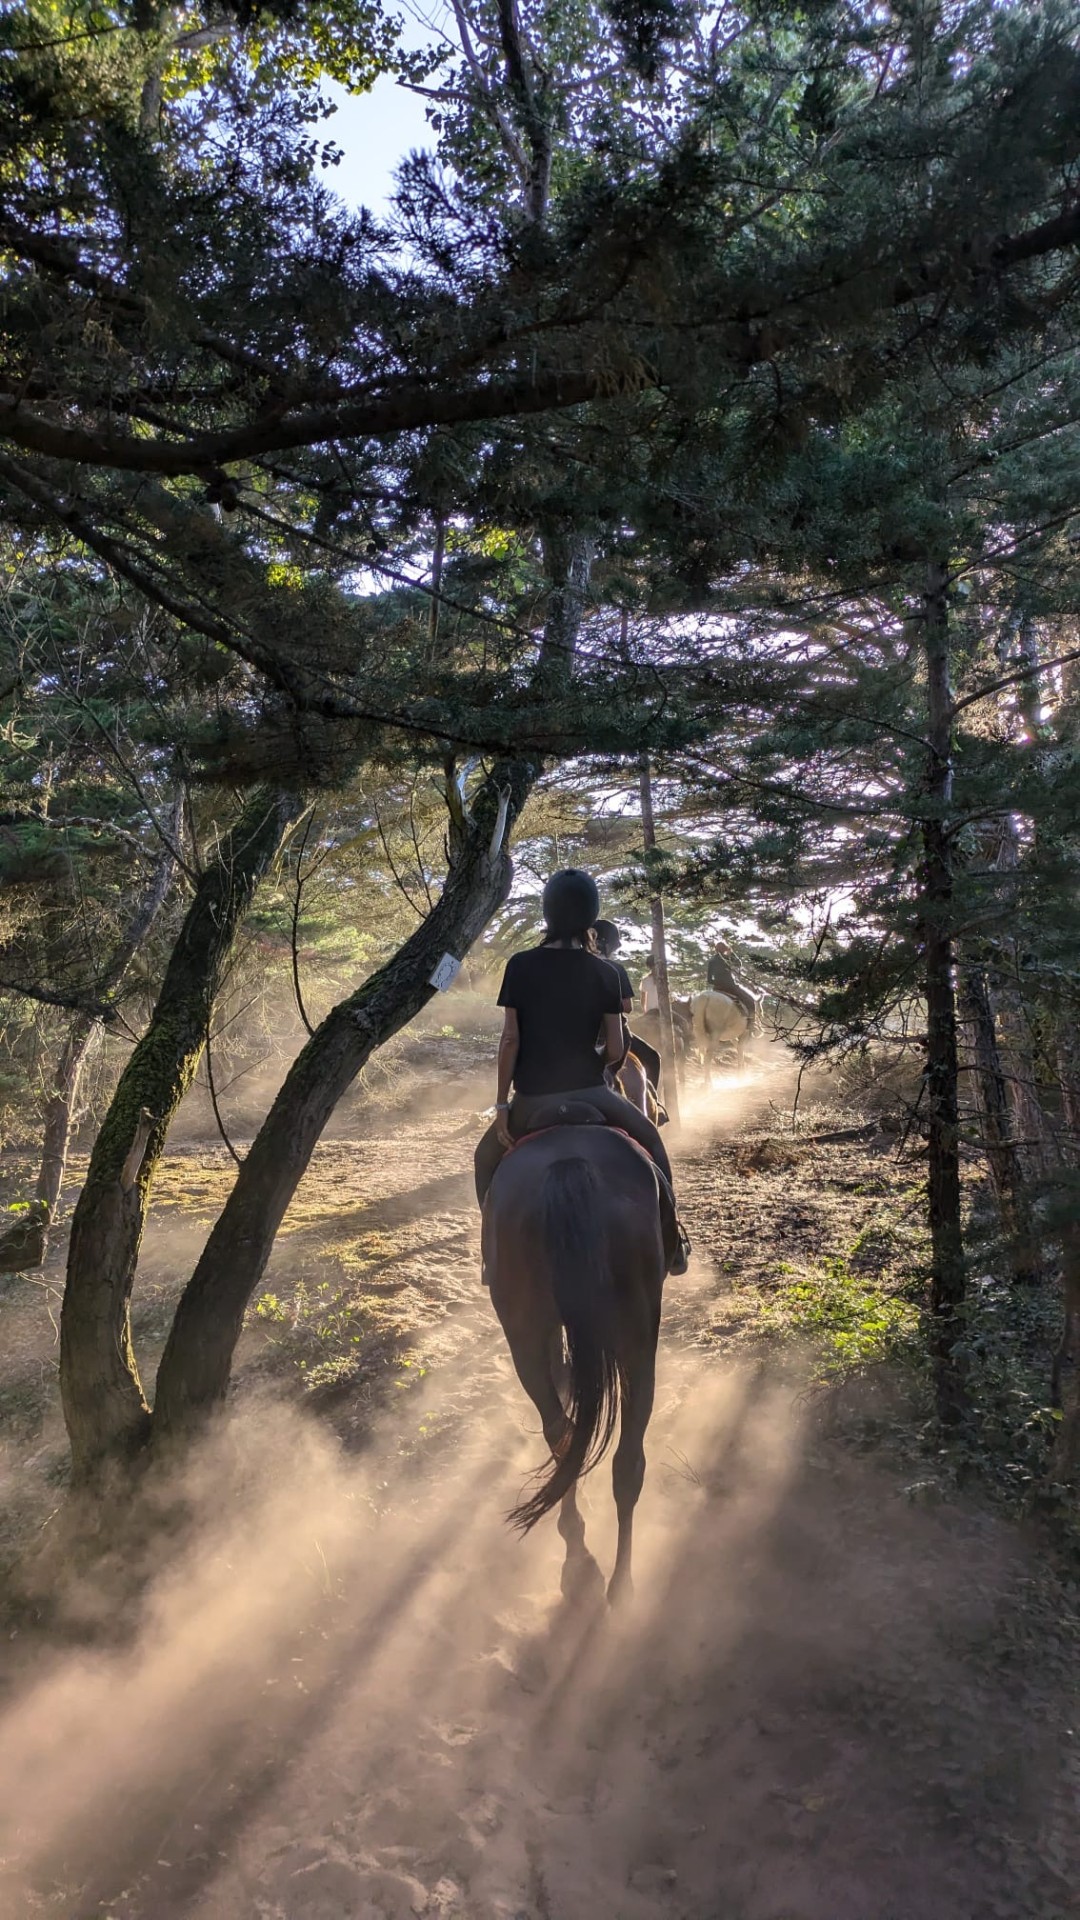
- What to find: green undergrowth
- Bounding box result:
[951,1276,1065,1506]
[754,1198,930,1388]
[741,1176,1066,1521]
[761,1249,924,1377]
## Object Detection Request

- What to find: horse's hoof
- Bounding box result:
[561,1551,604,1603]
[606,1573,634,1609]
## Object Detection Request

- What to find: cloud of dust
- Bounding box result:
[675,1038,802,1145]
[0,1335,809,1918]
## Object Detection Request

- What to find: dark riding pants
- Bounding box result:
[730,984,758,1029]
[474,1083,675,1226]
[707,966,757,1030]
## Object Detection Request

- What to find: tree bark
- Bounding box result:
[1052,1216,1080,1480]
[0,793,183,1275]
[0,1021,101,1275]
[35,1018,102,1223]
[59,788,303,1480]
[960,964,1042,1286]
[1051,1029,1080,1479]
[919,559,967,1425]
[992,812,1055,1183]
[638,751,681,1127]
[154,533,594,1441]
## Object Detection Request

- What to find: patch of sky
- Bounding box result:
[323,73,434,214]
[319,1,453,214]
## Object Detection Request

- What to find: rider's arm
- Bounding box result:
[602,1013,626,1068]
[496,1007,519,1107]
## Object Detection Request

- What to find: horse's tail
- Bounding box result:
[509,1156,620,1533]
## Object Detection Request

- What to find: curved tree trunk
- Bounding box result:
[59,788,303,1480]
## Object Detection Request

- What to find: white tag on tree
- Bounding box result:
[429,952,461,992]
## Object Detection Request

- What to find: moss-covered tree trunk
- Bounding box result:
[59,788,302,1480]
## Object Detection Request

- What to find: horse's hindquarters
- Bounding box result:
[485,1128,665,1565]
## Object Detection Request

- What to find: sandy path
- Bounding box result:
[1,1089,1078,1919]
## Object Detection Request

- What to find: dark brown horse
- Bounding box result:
[482,1117,666,1605]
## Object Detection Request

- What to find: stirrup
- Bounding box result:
[668,1225,692,1277]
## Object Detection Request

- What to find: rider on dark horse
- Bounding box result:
[473,869,691,1275]
[592,918,665,1116]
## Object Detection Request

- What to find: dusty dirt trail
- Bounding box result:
[1,1073,1078,1919]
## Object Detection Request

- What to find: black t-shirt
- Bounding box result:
[498,946,623,1095]
[707,954,738,994]
[611,961,634,1006]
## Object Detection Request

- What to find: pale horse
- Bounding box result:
[689,988,761,1073]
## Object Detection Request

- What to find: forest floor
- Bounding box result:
[0,1043,1078,1919]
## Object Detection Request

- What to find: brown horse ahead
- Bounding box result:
[482,1116,666,1605]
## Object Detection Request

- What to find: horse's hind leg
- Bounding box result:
[608,1313,658,1608]
[501,1312,603,1598]
[557,1484,603,1601]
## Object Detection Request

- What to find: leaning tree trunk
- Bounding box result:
[920,559,967,1426]
[0,794,183,1276]
[59,788,303,1481]
[639,752,681,1127]
[154,532,594,1442]
[960,964,1042,1286]
[153,764,534,1437]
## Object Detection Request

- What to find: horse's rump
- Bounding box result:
[486,1127,664,1532]
[691,989,750,1054]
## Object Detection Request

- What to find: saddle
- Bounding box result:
[506,1103,664,1187]
[513,1098,609,1134]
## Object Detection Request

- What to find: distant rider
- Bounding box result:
[474,871,690,1275]
[593,919,664,1109]
[706,942,758,1034]
[640,958,659,1013]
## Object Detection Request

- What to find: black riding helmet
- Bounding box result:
[593,918,621,957]
[542,868,601,938]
